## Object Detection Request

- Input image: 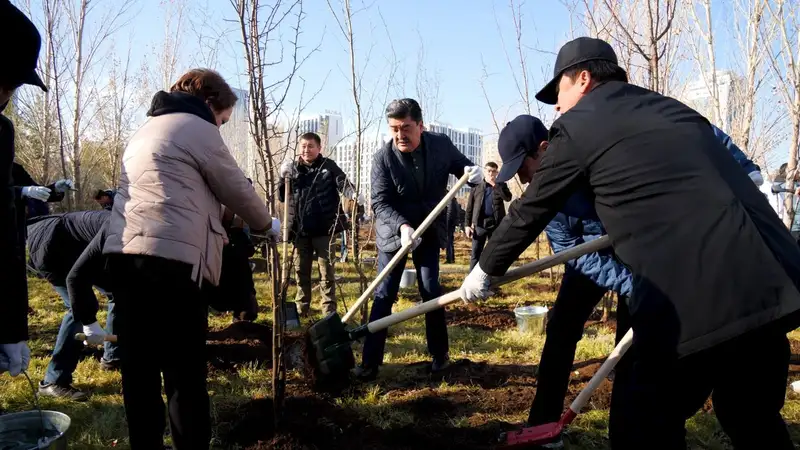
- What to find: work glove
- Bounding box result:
[0,341,31,376]
[465,165,483,185]
[22,186,51,202]
[357,192,366,205]
[460,263,494,303]
[400,225,422,252]
[54,179,75,193]
[748,171,764,187]
[279,159,297,179]
[81,322,107,346]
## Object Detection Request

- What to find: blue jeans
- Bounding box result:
[361,237,448,367]
[44,285,119,386]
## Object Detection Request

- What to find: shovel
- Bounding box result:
[339,170,473,324]
[501,327,634,448]
[307,235,612,386]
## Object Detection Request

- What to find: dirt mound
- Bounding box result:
[383,358,538,390]
[446,305,516,330]
[207,321,272,370]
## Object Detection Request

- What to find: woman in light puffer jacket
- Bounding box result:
[102,69,270,450]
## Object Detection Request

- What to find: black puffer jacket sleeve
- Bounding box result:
[371,151,409,238]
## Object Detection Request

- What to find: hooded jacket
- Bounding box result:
[102,91,270,286]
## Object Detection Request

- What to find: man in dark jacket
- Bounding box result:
[460,37,800,449]
[94,189,115,211]
[0,0,50,378]
[27,210,117,400]
[278,132,361,317]
[355,98,482,380]
[520,115,767,439]
[465,161,512,269]
[444,197,460,263]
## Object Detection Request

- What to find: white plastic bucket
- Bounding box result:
[399,269,416,288]
[514,305,548,334]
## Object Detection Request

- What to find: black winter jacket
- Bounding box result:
[0,114,28,344]
[480,81,800,357]
[445,197,461,231]
[278,156,350,239]
[465,181,512,231]
[27,210,110,287]
[371,132,474,253]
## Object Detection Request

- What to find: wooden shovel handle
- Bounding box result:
[341,170,473,323]
[74,333,118,343]
[366,235,612,333]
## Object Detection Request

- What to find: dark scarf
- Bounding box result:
[146,91,216,126]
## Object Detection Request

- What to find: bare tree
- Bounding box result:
[414,30,442,123]
[765,0,800,229]
[685,0,721,125]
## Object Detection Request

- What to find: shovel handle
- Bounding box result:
[365,235,612,333]
[74,333,118,343]
[341,171,473,323]
[566,327,633,421]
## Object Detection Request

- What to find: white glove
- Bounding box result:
[400,225,422,252]
[460,263,494,303]
[0,341,31,376]
[465,166,483,184]
[22,186,51,202]
[356,192,366,205]
[748,171,764,187]
[54,179,75,193]
[279,159,297,179]
[82,322,107,346]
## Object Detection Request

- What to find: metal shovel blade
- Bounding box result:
[284,301,300,330]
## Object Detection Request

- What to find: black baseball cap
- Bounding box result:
[535,37,618,105]
[496,115,549,183]
[0,0,48,92]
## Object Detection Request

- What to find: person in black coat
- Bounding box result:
[355,98,482,380]
[444,197,460,263]
[278,132,362,317]
[464,161,512,269]
[27,210,116,400]
[460,37,800,449]
[0,0,50,378]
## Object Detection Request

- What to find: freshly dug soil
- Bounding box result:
[207,321,272,370]
[446,305,516,331]
[224,358,615,449]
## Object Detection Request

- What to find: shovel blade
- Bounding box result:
[307,312,355,375]
[283,301,300,330]
[501,422,563,448]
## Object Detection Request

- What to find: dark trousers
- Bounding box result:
[609,326,792,450]
[44,285,118,386]
[109,255,210,450]
[469,230,493,270]
[445,228,456,263]
[362,237,448,367]
[527,267,631,424]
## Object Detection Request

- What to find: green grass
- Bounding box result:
[2,235,800,449]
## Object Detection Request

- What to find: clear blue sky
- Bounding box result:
[56,0,748,141]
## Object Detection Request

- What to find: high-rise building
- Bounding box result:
[426,122,483,197]
[333,134,391,210]
[682,70,743,133]
[297,111,344,154]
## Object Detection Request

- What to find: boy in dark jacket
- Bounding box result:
[461,37,800,449]
[278,132,362,317]
[27,210,117,400]
[0,0,50,378]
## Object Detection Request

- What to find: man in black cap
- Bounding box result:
[460,36,800,449]
[0,0,50,378]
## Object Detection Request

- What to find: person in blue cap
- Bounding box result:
[460,36,799,449]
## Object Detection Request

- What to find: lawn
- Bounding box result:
[2,234,800,449]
